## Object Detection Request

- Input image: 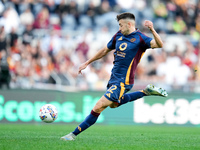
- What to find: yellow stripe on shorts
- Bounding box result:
[118,82,125,103]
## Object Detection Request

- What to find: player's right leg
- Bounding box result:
[60,95,113,141]
[117,84,168,106]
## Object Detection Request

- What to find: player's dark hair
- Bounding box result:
[116,12,135,21]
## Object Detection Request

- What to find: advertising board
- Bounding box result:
[0,90,199,126]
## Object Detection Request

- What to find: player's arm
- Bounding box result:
[144,20,163,48]
[78,46,112,74]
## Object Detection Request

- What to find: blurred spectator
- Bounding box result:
[22,25,34,45]
[189,27,200,46]
[97,0,111,14]
[154,2,168,19]
[50,14,61,30]
[166,1,177,19]
[0,26,7,52]
[85,1,99,26]
[75,39,89,59]
[54,0,67,26]
[172,16,187,34]
[183,41,198,67]
[0,50,11,89]
[0,1,4,15]
[178,3,195,27]
[156,50,182,86]
[195,13,200,32]
[96,26,111,45]
[102,52,114,77]
[0,6,20,34]
[20,7,34,26]
[194,5,200,32]
[173,60,192,89]
[153,2,168,32]
[33,6,50,29]
[85,65,99,89]
[107,0,117,7]
[116,0,134,10]
[40,29,62,56]
[66,0,80,25]
[44,0,56,13]
[62,34,76,56]
[9,28,18,50]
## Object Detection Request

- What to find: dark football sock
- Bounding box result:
[72,110,100,136]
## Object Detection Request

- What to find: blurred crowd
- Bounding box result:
[0,0,199,92]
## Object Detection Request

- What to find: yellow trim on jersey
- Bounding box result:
[125,58,134,85]
[119,82,125,103]
[118,36,122,40]
[139,52,145,63]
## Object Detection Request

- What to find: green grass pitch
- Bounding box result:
[0,124,200,150]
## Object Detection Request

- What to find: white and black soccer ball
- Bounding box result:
[39,104,58,123]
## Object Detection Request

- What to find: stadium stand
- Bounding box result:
[0,0,199,92]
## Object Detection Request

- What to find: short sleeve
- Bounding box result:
[140,33,153,49]
[107,32,119,50]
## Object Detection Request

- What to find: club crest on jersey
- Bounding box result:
[130,38,136,42]
[119,43,127,51]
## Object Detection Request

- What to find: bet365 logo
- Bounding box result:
[134,98,200,125]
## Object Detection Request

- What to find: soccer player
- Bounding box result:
[61,12,168,141]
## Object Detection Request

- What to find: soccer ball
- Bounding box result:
[39,104,58,123]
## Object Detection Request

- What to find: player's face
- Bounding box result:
[119,19,129,35]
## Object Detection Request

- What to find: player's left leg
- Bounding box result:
[70,96,112,136]
[60,95,113,141]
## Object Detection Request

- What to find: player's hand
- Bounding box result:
[78,62,88,74]
[144,20,154,31]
